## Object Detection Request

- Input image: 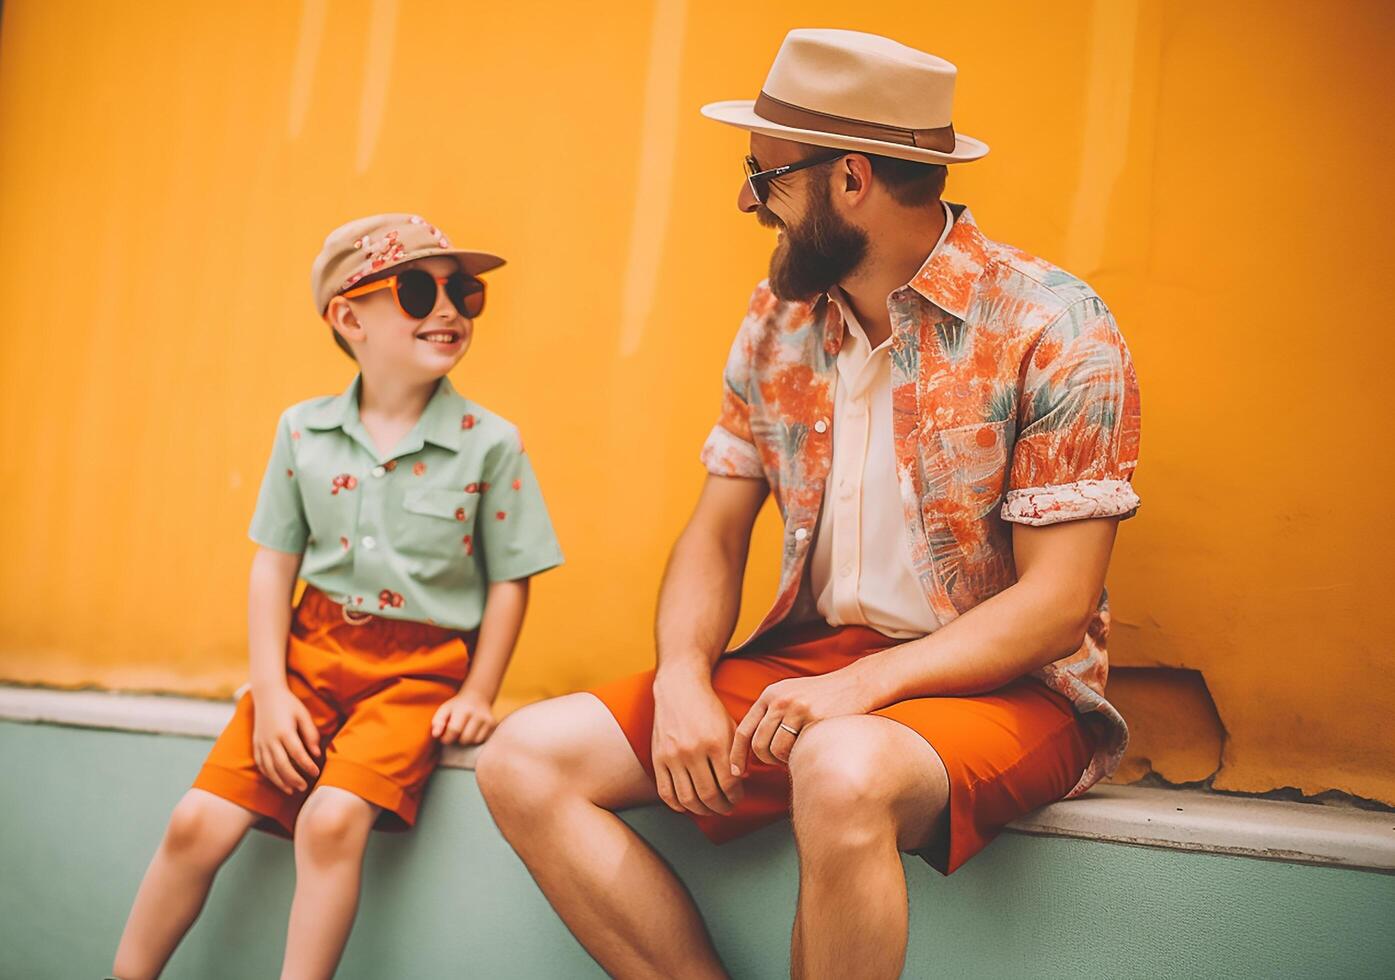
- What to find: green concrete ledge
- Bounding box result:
[4,685,1391,872]
[2,686,1394,978]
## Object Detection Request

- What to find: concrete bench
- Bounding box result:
[2,686,1392,979]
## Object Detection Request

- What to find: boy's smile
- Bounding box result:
[414,317,470,356]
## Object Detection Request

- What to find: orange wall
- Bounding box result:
[2,0,1391,804]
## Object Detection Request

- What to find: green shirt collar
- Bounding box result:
[304,374,466,460]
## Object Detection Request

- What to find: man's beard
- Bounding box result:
[758,181,868,303]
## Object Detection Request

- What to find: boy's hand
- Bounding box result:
[432,690,496,745]
[251,685,321,794]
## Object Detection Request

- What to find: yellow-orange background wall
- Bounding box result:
[2,0,1391,804]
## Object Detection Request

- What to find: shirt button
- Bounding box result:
[840,563,853,577]
[793,527,809,542]
[372,465,386,478]
[814,419,828,434]
[839,480,853,500]
[361,536,376,550]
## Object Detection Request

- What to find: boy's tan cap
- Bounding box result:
[701,28,988,165]
[311,213,505,315]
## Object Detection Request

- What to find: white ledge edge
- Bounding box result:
[3,686,1391,872]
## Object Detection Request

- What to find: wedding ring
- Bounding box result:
[778,722,801,737]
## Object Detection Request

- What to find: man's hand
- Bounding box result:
[251,684,321,794]
[729,668,879,777]
[432,689,497,745]
[651,667,746,816]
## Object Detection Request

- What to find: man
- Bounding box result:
[476,28,1141,979]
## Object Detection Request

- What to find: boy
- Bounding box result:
[112,213,563,980]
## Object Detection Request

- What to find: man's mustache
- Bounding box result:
[755,206,785,231]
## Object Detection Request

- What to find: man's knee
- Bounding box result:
[477,692,657,819]
[475,698,575,810]
[788,718,939,850]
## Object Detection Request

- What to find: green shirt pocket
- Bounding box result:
[398,487,475,564]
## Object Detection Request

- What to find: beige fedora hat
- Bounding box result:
[701,28,988,165]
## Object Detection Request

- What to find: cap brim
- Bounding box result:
[439,249,506,277]
[320,249,506,315]
[700,99,988,164]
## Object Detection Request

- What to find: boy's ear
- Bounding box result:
[325,296,363,337]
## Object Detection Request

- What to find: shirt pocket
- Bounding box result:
[398,487,475,562]
[932,419,1013,520]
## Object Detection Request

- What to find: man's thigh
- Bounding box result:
[488,691,662,813]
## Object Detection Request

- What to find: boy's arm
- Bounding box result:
[247,546,302,696]
[432,578,529,744]
[246,545,321,793]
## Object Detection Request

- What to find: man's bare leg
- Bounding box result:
[280,786,380,980]
[112,789,260,980]
[786,715,948,980]
[476,692,729,980]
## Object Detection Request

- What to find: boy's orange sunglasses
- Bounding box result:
[340,267,486,320]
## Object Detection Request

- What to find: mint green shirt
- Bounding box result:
[249,374,563,630]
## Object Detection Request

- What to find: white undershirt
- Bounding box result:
[808,201,955,639]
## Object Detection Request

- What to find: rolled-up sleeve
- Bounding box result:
[1002,296,1141,527]
[699,287,767,480]
[248,409,310,553]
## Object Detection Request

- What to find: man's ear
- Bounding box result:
[842,154,873,203]
[325,296,364,342]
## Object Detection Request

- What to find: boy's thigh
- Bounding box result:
[320,677,451,808]
[490,690,663,813]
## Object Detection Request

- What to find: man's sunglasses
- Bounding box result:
[340,268,487,320]
[743,150,846,206]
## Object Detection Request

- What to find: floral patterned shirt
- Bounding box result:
[700,203,1141,796]
[250,374,564,630]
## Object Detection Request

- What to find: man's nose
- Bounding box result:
[737,179,759,213]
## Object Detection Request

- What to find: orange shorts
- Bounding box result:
[585,619,1096,875]
[193,585,474,837]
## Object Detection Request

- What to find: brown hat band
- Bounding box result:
[754,91,957,152]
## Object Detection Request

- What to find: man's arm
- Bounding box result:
[648,473,768,816]
[846,517,1120,707]
[727,517,1120,773]
[653,473,769,683]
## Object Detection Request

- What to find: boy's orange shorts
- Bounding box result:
[193,584,475,837]
[584,618,1097,875]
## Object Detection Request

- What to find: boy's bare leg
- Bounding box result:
[476,692,729,980]
[280,786,380,980]
[112,788,260,980]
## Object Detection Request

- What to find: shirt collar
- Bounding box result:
[906,202,988,320]
[304,373,466,458]
[820,201,976,357]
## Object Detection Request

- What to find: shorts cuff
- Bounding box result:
[192,763,301,837]
[318,757,421,829]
